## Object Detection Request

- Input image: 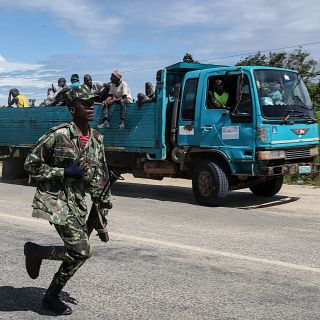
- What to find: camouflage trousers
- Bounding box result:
[49,213,93,287]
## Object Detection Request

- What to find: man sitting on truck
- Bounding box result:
[98,70,133,129]
[207,79,230,110]
[83,74,110,102]
[136,70,162,107]
[8,88,29,108]
[69,74,81,89]
[44,78,68,106]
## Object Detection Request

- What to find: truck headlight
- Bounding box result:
[310,146,318,156]
[257,150,285,160]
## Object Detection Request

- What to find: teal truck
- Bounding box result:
[0,62,319,206]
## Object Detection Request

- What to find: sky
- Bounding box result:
[0,0,320,106]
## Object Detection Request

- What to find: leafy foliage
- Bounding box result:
[236,48,318,79]
[183,53,199,64]
[306,82,320,111]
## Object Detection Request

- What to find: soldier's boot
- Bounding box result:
[42,277,72,315]
[24,242,63,279]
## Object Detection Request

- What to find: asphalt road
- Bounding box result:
[0,178,319,320]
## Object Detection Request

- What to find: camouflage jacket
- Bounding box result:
[24,122,110,225]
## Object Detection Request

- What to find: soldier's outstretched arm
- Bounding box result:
[24,133,64,181]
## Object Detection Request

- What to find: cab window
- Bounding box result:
[181,78,198,121]
[206,74,252,115]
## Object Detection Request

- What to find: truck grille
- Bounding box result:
[285,148,311,160]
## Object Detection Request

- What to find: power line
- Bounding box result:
[200,41,320,63]
[93,41,320,77]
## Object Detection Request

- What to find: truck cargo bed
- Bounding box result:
[0,103,166,159]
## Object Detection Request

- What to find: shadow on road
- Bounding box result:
[0,178,300,209]
[0,286,77,316]
[112,182,300,209]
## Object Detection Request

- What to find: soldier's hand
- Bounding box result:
[64,162,85,179]
[101,201,113,209]
[97,222,109,242]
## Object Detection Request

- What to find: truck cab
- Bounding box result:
[169,64,319,205]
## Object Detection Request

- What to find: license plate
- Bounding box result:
[298,165,311,174]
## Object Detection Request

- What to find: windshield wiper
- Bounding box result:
[283,109,308,121]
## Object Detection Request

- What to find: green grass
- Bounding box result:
[284,111,320,187]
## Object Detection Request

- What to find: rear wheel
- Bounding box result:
[192,160,229,206]
[249,176,283,196]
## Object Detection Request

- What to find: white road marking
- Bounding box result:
[1,212,320,274]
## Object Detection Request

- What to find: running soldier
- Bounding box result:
[24,85,111,315]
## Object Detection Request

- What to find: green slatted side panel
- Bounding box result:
[101,103,159,148]
[0,103,161,151]
[0,107,72,146]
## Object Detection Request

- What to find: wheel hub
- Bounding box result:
[198,170,214,196]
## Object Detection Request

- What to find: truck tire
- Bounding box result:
[249,176,283,197]
[192,160,229,206]
[2,157,28,180]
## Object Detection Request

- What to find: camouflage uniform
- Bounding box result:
[24,121,110,287]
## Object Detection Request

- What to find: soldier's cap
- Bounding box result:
[112,70,122,79]
[65,85,97,106]
[71,73,80,81]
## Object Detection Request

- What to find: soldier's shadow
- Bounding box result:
[0,286,77,316]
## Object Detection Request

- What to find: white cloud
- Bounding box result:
[0,55,43,73]
[0,76,50,88]
[0,0,320,105]
[0,0,121,49]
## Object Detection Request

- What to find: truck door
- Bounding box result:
[177,75,200,146]
[199,72,255,157]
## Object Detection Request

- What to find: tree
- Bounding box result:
[183,53,199,64]
[236,48,318,81]
[306,82,320,111]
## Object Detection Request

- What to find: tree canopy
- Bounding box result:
[183,53,199,64]
[236,48,318,81]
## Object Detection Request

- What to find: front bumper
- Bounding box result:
[261,162,320,176]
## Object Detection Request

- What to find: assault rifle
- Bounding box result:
[87,169,123,242]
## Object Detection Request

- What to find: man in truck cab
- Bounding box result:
[98,70,133,129]
[8,88,29,108]
[207,79,230,110]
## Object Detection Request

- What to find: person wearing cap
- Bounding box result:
[98,70,133,129]
[8,88,29,108]
[23,84,111,315]
[69,73,81,89]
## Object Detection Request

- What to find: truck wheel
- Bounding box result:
[2,157,28,180]
[192,160,229,206]
[249,176,283,196]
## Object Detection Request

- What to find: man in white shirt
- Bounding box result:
[98,70,132,129]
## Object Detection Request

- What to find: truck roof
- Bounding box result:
[166,62,297,74]
[165,62,226,72]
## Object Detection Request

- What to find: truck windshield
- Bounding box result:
[254,69,314,119]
